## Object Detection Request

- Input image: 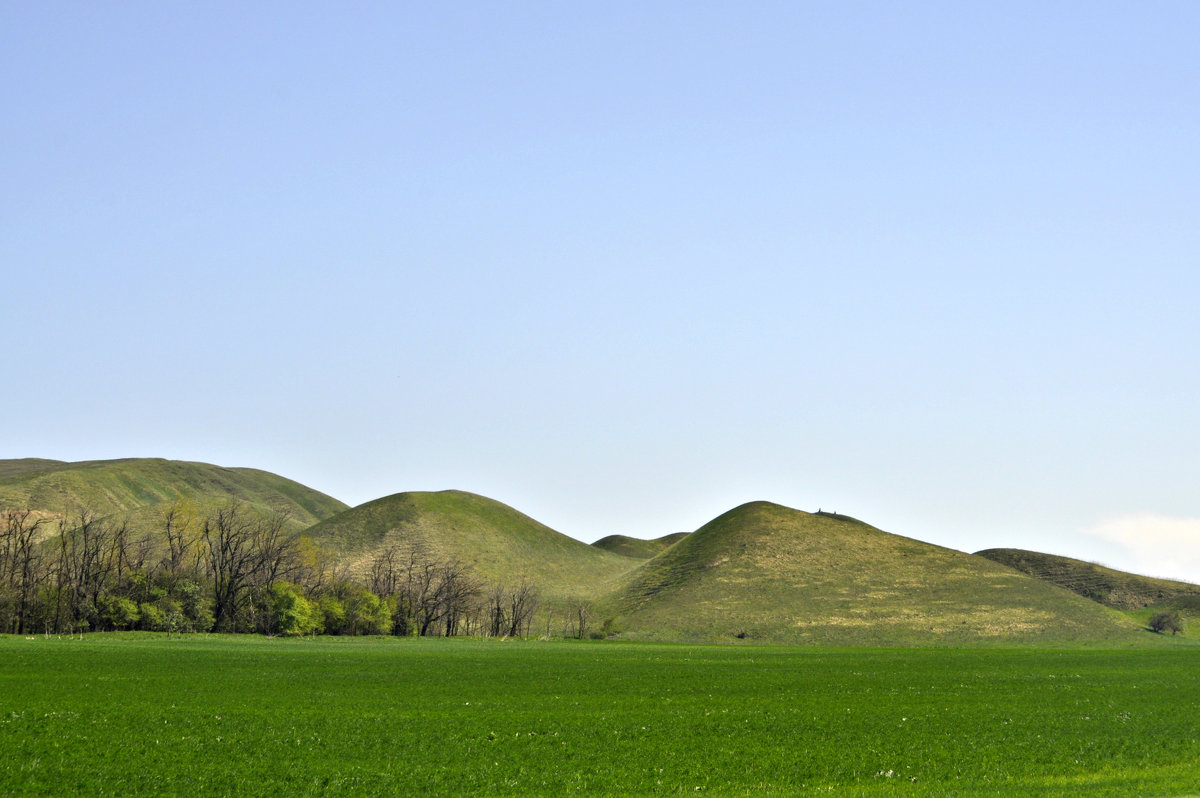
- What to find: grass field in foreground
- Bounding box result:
[2,636,1200,796]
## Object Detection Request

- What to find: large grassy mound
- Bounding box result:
[601,502,1146,646]
[591,532,689,560]
[0,458,348,536]
[305,490,642,603]
[977,548,1200,611]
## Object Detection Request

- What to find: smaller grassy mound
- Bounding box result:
[977,548,1200,610]
[591,532,689,560]
[305,490,641,603]
[601,501,1150,646]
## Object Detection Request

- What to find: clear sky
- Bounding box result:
[4,3,1199,581]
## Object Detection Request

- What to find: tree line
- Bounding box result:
[0,504,547,638]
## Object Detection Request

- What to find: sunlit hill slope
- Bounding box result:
[0,458,348,535]
[600,502,1145,646]
[303,490,642,604]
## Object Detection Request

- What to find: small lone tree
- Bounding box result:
[572,601,592,640]
[1149,610,1183,636]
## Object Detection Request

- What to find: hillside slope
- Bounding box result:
[976,548,1200,610]
[305,490,642,603]
[601,502,1147,646]
[0,459,67,480]
[0,458,348,535]
[591,532,689,560]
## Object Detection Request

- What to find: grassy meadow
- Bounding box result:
[3,635,1200,796]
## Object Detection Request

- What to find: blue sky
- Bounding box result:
[4,3,1199,580]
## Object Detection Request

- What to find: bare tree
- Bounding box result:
[409,556,443,636]
[437,559,481,637]
[246,512,301,634]
[395,550,483,637]
[505,579,539,638]
[109,520,135,590]
[158,502,199,590]
[572,601,593,640]
[203,504,261,632]
[1,510,46,634]
[293,534,340,595]
[486,583,507,637]
[368,545,401,599]
[252,512,297,588]
[54,511,119,633]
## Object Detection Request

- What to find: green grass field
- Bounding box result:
[3,635,1200,796]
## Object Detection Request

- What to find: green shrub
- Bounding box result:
[319,596,346,635]
[267,582,322,636]
[175,579,214,632]
[100,596,140,630]
[138,602,166,631]
[345,588,389,635]
[1149,610,1183,635]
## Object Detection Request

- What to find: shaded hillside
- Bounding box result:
[601,501,1146,646]
[0,458,348,535]
[305,490,642,603]
[977,548,1200,611]
[591,532,689,560]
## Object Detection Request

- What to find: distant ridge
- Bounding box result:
[304,490,641,603]
[591,532,689,560]
[600,501,1144,646]
[0,457,348,535]
[977,548,1200,610]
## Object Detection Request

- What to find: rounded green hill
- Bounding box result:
[304,490,642,604]
[602,501,1146,646]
